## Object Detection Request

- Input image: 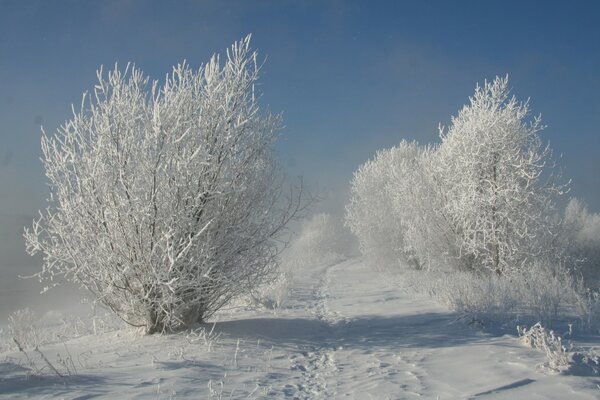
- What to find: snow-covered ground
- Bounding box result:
[1,258,599,399]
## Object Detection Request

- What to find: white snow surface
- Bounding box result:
[1,258,599,399]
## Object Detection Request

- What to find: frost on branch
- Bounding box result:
[345,141,422,271]
[560,198,600,287]
[24,36,302,334]
[347,76,565,277]
[435,76,566,275]
[518,323,600,376]
[345,140,458,272]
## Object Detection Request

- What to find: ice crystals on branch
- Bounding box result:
[24,35,304,334]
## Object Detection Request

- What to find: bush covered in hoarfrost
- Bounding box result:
[345,141,456,272]
[400,261,585,325]
[518,323,600,376]
[24,36,303,334]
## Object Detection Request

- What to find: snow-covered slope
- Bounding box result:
[1,258,599,399]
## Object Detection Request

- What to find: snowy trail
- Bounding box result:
[270,258,600,399]
[1,257,599,399]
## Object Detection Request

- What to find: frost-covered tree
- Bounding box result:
[24,36,302,333]
[388,143,460,271]
[346,141,426,270]
[346,140,458,272]
[345,144,404,266]
[560,198,600,286]
[345,145,405,270]
[435,76,564,275]
[346,77,565,276]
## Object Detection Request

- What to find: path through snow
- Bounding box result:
[1,258,599,399]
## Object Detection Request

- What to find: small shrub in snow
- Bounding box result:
[573,287,600,332]
[183,323,220,353]
[518,323,600,376]
[398,259,588,330]
[401,269,519,322]
[248,270,292,310]
[518,323,571,372]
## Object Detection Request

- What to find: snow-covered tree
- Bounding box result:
[435,76,564,275]
[346,141,426,270]
[560,198,600,286]
[345,146,403,270]
[346,140,458,272]
[388,143,460,271]
[25,36,302,333]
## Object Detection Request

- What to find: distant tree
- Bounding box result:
[25,36,302,333]
[345,146,404,270]
[387,143,460,271]
[346,141,426,270]
[435,76,565,275]
[285,212,353,267]
[560,198,600,286]
[346,140,459,272]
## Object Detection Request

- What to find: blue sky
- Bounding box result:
[1,1,599,288]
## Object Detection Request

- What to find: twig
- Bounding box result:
[34,346,64,377]
[62,342,78,375]
[13,338,41,375]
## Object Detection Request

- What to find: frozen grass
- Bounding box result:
[396,260,600,334]
[0,307,112,380]
[0,305,122,353]
[518,322,600,376]
[518,323,572,372]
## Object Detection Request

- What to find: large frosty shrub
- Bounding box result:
[24,36,301,333]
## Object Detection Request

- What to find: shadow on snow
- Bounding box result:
[0,361,109,398]
[210,312,489,351]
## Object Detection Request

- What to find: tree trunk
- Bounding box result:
[146,307,163,334]
[491,154,501,275]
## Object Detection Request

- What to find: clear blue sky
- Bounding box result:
[1,0,599,286]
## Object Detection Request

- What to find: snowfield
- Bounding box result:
[1,258,599,399]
